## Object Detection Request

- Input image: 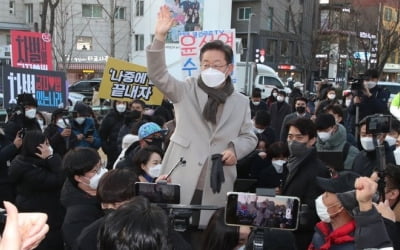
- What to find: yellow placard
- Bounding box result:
[98,57,163,105]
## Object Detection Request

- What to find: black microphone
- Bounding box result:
[166,157,186,179]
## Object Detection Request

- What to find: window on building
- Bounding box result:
[267,7,274,30]
[135,34,144,51]
[136,0,144,16]
[82,4,102,18]
[9,1,15,15]
[237,7,252,20]
[384,8,392,22]
[285,10,290,32]
[25,4,33,23]
[76,36,92,51]
[115,6,126,20]
[281,40,288,57]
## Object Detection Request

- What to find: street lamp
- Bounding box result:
[244,13,255,95]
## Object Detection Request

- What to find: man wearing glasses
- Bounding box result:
[146,5,257,227]
[281,118,330,249]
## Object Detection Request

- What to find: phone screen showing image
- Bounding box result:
[225,192,300,230]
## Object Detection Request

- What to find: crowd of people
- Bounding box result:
[0,4,399,250]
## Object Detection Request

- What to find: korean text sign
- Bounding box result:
[179,29,236,79]
[2,66,66,112]
[10,30,53,70]
[99,58,164,105]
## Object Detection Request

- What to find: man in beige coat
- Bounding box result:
[146,5,257,226]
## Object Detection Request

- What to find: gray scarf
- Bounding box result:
[197,77,234,124]
[286,147,313,173]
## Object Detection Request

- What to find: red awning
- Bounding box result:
[57,63,105,71]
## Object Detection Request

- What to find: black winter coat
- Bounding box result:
[9,154,65,250]
[0,134,19,204]
[352,143,395,177]
[44,124,78,157]
[269,101,292,138]
[282,149,330,250]
[60,179,104,250]
[99,110,125,169]
[4,114,41,142]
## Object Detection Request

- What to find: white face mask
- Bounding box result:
[200,67,227,88]
[253,128,264,134]
[394,148,400,165]
[48,145,54,155]
[277,96,285,102]
[86,167,108,190]
[271,160,286,173]
[116,104,127,113]
[252,101,260,106]
[315,194,330,223]
[366,81,377,89]
[385,135,397,147]
[345,99,351,107]
[360,136,375,151]
[75,117,86,125]
[25,108,37,119]
[56,118,70,129]
[327,94,336,100]
[272,92,278,97]
[148,164,162,178]
[318,130,332,142]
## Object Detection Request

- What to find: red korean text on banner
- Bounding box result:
[10,30,53,71]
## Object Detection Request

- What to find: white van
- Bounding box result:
[235,62,290,98]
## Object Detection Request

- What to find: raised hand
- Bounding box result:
[0,201,49,250]
[154,5,175,41]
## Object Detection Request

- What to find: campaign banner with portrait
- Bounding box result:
[178,29,236,79]
[98,58,164,105]
[2,66,67,112]
[10,30,53,71]
[166,0,204,43]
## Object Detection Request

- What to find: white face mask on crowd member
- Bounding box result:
[116,103,127,113]
[327,93,336,100]
[385,135,397,147]
[200,68,228,88]
[317,129,333,142]
[25,108,37,119]
[315,194,331,223]
[57,118,70,129]
[345,99,351,107]
[360,136,375,151]
[365,81,377,89]
[148,164,162,178]
[75,117,86,125]
[85,167,108,190]
[271,160,286,173]
[277,96,285,102]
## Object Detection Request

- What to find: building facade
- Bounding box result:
[231,0,317,85]
[0,0,132,84]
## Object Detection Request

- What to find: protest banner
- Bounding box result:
[10,30,53,70]
[98,57,164,105]
[2,66,66,112]
[165,0,204,43]
[179,29,236,79]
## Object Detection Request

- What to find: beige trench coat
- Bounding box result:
[146,40,258,226]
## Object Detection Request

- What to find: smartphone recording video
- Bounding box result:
[135,182,180,204]
[225,192,300,230]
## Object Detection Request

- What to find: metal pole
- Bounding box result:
[244,13,255,95]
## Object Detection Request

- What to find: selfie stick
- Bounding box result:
[166,157,186,179]
[373,136,386,202]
